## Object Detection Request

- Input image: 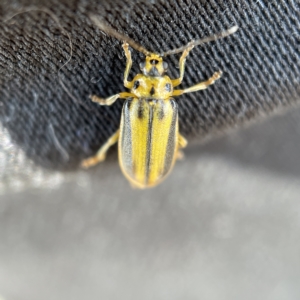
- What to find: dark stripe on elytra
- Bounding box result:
[145,104,153,184]
[170,99,176,110]
[163,99,178,175]
[120,99,133,175]
[132,161,136,176]
[126,98,132,110]
[137,98,144,119]
[157,100,165,120]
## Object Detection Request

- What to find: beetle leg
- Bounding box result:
[123,42,134,89]
[171,45,194,87]
[178,134,188,148]
[175,134,187,161]
[89,92,135,106]
[172,71,222,96]
[81,130,120,168]
[175,150,185,160]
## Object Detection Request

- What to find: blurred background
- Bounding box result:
[1,105,300,300]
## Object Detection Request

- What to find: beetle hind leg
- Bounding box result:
[176,150,185,160]
[175,134,188,161]
[178,134,188,148]
[81,130,120,168]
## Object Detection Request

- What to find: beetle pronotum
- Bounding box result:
[82,16,238,188]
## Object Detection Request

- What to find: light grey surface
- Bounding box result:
[0,126,65,195]
[1,107,300,300]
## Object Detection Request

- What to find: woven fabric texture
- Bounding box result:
[0,0,299,170]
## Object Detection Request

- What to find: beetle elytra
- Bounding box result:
[82,16,238,188]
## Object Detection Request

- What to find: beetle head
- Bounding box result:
[139,54,168,77]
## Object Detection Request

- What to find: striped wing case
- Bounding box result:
[119,98,178,188]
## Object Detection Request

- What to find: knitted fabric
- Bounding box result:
[0,0,299,170]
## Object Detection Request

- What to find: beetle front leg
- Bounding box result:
[81,130,120,168]
[90,92,135,106]
[172,71,222,96]
[123,42,134,89]
[171,45,194,87]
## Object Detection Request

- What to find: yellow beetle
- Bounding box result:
[82,16,238,188]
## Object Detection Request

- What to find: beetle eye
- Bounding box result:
[163,62,168,70]
[139,62,146,69]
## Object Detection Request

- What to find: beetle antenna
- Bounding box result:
[161,25,238,57]
[90,15,152,56]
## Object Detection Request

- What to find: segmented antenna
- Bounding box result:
[90,14,238,58]
[90,14,152,56]
[161,25,239,56]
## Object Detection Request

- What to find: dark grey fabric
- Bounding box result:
[0,0,299,170]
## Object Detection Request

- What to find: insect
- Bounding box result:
[82,15,238,188]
